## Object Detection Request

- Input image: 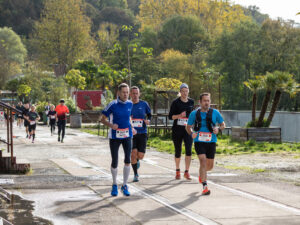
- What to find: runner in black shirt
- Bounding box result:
[25,105,40,143]
[16,102,23,128]
[47,105,56,136]
[169,83,194,180]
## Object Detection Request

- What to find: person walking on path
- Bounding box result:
[186,93,225,195]
[100,83,136,197]
[168,83,194,180]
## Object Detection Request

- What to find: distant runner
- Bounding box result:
[186,93,225,195]
[100,83,135,197]
[130,86,151,182]
[16,102,23,128]
[168,83,194,180]
[47,105,56,136]
[25,105,40,144]
[55,99,69,143]
[22,103,30,138]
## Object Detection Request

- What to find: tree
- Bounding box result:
[0,27,27,88]
[35,0,96,75]
[155,78,182,92]
[73,60,98,90]
[158,15,209,54]
[138,0,249,36]
[256,72,277,127]
[17,84,31,102]
[244,79,262,123]
[65,69,86,112]
[266,71,299,125]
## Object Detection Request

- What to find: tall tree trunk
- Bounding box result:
[256,90,271,127]
[267,90,281,126]
[252,93,257,122]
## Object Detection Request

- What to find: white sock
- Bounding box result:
[111,167,118,185]
[123,165,131,186]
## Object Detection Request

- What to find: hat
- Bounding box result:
[180,83,189,90]
[59,99,65,103]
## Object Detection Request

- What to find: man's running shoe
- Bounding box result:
[111,184,118,196]
[133,174,139,182]
[202,186,211,195]
[137,160,140,169]
[121,185,130,196]
[199,176,202,183]
[184,171,192,180]
[175,170,181,180]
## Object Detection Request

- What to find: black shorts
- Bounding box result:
[29,124,37,132]
[194,142,216,159]
[132,133,147,153]
[24,120,29,127]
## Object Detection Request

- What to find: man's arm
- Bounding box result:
[100,114,118,130]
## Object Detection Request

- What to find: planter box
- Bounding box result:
[232,126,281,143]
[70,113,82,128]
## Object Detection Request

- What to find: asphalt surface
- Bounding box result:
[0,124,300,225]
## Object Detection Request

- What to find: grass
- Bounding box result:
[80,127,300,156]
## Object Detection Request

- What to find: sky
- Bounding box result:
[232,0,300,23]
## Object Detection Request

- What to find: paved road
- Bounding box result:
[1,124,300,225]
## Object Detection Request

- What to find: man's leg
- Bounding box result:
[61,120,66,141]
[109,139,121,196]
[131,135,139,177]
[57,121,62,141]
[206,159,214,171]
[122,138,132,186]
[206,143,216,171]
[198,154,207,182]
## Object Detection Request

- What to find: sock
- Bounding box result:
[33,134,35,140]
[132,163,138,175]
[123,165,131,186]
[111,167,118,185]
[202,181,207,188]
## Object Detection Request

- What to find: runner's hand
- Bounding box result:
[132,128,137,135]
[111,124,118,130]
[192,132,197,139]
[213,127,219,134]
[180,111,186,117]
[144,119,150,125]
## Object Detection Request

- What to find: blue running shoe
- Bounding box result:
[133,174,139,182]
[137,160,140,169]
[111,184,118,196]
[121,185,130,196]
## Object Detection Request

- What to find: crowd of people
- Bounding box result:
[3,99,69,143]
[100,83,225,197]
[3,83,225,197]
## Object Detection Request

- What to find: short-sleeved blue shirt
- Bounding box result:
[131,100,151,134]
[102,98,133,139]
[187,108,224,143]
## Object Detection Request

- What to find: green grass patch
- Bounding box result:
[80,128,300,156]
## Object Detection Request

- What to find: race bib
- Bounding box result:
[198,132,212,142]
[132,119,143,128]
[50,115,56,119]
[177,117,188,126]
[116,128,129,138]
[30,121,36,125]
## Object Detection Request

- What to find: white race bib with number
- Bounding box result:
[177,117,188,126]
[30,121,36,125]
[132,119,143,128]
[198,132,212,142]
[50,115,55,119]
[116,128,129,138]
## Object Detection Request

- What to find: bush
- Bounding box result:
[246,118,270,128]
[36,101,48,113]
[65,98,76,113]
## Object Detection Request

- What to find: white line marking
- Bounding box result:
[143,158,300,216]
[69,157,219,225]
[0,179,14,185]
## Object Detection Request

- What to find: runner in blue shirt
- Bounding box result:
[186,93,225,195]
[130,86,152,182]
[100,83,136,197]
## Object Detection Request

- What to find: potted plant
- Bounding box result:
[65,69,86,128]
[232,71,299,142]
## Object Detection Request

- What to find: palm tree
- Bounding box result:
[267,71,299,125]
[244,79,262,123]
[256,72,277,127]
